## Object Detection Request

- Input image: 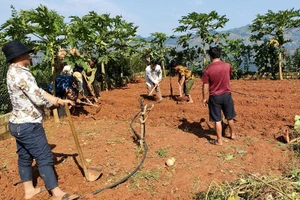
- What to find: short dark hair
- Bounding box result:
[150,59,158,65]
[74,63,84,73]
[170,60,178,68]
[208,46,222,59]
[91,57,97,64]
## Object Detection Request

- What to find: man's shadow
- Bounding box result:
[178,118,234,140]
[178,117,216,141]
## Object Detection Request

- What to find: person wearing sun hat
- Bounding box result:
[2,40,79,200]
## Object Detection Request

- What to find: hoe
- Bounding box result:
[65,105,102,181]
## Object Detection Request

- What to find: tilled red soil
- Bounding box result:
[0,78,299,199]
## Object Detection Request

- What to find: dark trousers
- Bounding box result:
[9,122,58,190]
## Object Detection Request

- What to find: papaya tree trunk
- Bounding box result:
[146,55,150,65]
[51,55,60,123]
[278,51,283,80]
[101,62,108,91]
[161,59,166,78]
[120,65,123,86]
[202,41,207,68]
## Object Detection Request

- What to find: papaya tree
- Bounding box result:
[21,5,67,76]
[108,15,138,85]
[286,46,300,72]
[2,5,67,122]
[0,6,32,46]
[252,40,278,78]
[292,47,300,71]
[249,8,300,80]
[67,12,139,89]
[126,37,148,79]
[148,32,172,78]
[173,11,229,68]
[220,39,252,78]
[67,12,114,90]
[0,6,32,115]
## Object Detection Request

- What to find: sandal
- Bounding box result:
[52,193,80,200]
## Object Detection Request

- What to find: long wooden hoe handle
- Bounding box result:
[149,84,158,96]
[65,105,89,179]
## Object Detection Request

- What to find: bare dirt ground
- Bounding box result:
[1,77,300,200]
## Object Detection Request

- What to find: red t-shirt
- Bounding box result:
[202,61,232,96]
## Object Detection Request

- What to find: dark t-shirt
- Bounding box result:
[202,60,232,96]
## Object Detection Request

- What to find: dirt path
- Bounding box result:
[0,78,298,199]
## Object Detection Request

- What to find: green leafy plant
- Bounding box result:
[129,169,160,192]
[174,11,229,68]
[249,8,300,80]
[0,52,11,115]
[156,148,168,158]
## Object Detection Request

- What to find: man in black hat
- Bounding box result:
[2,40,79,200]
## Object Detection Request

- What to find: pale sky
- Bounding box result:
[0,0,299,37]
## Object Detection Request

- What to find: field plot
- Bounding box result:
[1,78,299,199]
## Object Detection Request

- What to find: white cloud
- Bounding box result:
[5,0,139,23]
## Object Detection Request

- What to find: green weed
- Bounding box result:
[156,148,168,158]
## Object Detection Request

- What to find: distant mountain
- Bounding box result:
[160,25,300,54]
[222,25,253,39]
[222,25,300,52]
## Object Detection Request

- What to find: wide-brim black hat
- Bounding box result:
[2,40,34,63]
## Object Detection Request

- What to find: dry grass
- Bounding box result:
[194,131,300,200]
[194,172,300,200]
[194,132,300,200]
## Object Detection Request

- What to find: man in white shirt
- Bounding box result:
[145,60,163,102]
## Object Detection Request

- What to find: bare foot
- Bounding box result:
[209,139,223,146]
[24,186,46,199]
[186,101,194,104]
[230,133,237,140]
[156,98,164,103]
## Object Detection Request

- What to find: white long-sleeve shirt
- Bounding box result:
[6,64,53,123]
[145,65,162,87]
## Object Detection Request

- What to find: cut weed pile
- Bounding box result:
[195,144,300,200]
[195,173,300,199]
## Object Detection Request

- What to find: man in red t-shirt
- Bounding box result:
[202,46,236,145]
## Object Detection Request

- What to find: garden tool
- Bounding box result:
[79,100,99,108]
[79,100,101,114]
[148,83,160,96]
[169,74,173,99]
[65,105,102,181]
